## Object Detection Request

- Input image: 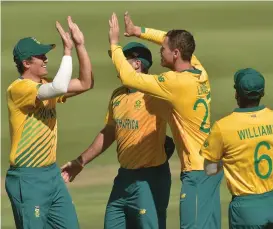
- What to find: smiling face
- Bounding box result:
[22,54,48,77]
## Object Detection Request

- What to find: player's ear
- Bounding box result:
[134,59,142,71]
[22,59,32,70]
[235,91,238,100]
[173,48,180,60]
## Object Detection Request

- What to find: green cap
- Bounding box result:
[234,68,265,99]
[13,37,55,62]
[109,42,153,69]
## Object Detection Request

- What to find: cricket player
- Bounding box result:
[200,68,273,229]
[5,16,94,229]
[108,12,223,229]
[61,42,175,229]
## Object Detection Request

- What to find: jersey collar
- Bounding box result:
[234,105,266,113]
[181,68,202,74]
[128,88,138,94]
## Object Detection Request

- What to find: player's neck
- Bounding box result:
[239,102,260,109]
[239,104,260,109]
[21,72,42,83]
[173,60,193,72]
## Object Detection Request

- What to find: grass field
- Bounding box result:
[1,2,273,229]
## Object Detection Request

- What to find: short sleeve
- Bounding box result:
[104,99,115,126]
[200,122,224,162]
[9,80,40,109]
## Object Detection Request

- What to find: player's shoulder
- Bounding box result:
[214,112,238,131]
[264,107,273,113]
[110,86,127,100]
[262,107,273,119]
[162,69,204,81]
[157,71,177,83]
[7,78,38,94]
[7,79,21,92]
[161,71,175,78]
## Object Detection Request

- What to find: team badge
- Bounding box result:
[34,206,40,218]
[139,209,146,215]
[203,140,209,148]
[158,75,165,82]
[113,100,120,107]
[181,193,186,199]
[134,100,142,109]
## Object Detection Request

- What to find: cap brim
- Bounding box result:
[33,44,55,56]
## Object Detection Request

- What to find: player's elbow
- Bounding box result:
[81,80,94,91]
[119,76,130,87]
[119,71,138,88]
[89,79,94,89]
[85,72,95,90]
[89,75,95,89]
[78,75,95,92]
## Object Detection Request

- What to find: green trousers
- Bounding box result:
[180,170,223,229]
[104,162,171,229]
[229,190,273,229]
[5,163,79,229]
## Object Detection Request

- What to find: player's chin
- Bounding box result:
[40,69,48,76]
[160,59,166,67]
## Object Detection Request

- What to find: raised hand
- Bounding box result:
[67,16,85,46]
[108,12,120,45]
[124,11,141,37]
[56,20,73,55]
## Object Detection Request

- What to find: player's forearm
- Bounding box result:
[77,126,115,166]
[111,45,170,99]
[139,27,167,45]
[73,44,94,91]
[111,44,141,88]
[37,56,72,100]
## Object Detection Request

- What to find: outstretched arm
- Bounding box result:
[61,124,115,183]
[37,18,73,101]
[109,13,173,101]
[37,16,94,101]
[123,12,203,67]
[63,16,94,99]
[124,11,166,45]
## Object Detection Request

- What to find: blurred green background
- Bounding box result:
[1,2,273,229]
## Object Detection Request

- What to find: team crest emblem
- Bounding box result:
[34,206,40,218]
[134,100,142,109]
[139,209,146,215]
[158,75,165,82]
[181,193,186,199]
[203,140,209,148]
[113,100,120,107]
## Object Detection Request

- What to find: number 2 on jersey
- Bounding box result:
[254,141,272,179]
[193,93,210,134]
